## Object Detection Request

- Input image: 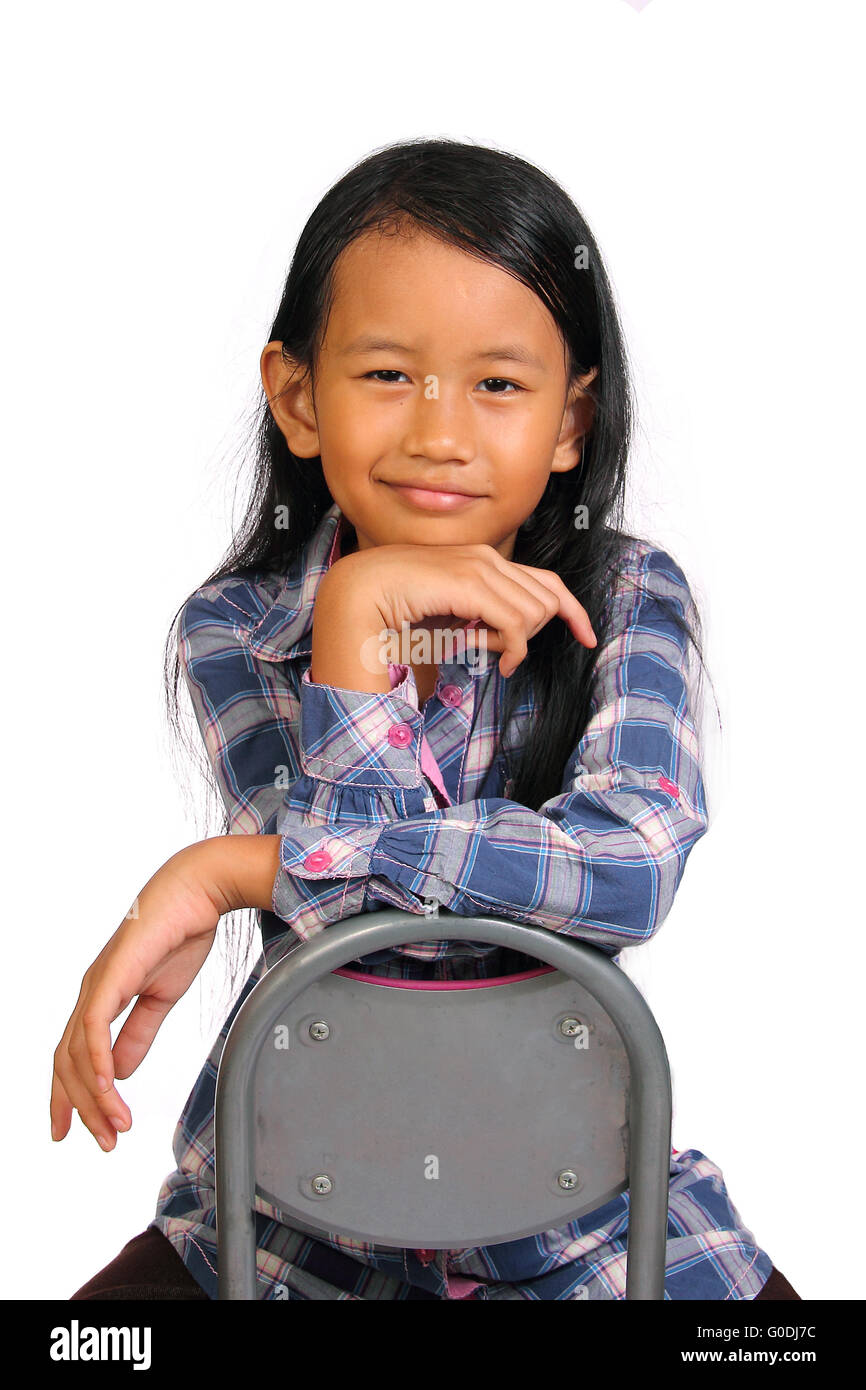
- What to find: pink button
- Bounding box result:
[440,683,463,707]
[387,722,413,748]
[303,850,333,871]
[658,776,680,798]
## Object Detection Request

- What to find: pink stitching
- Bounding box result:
[338,876,355,916]
[183,1231,219,1277]
[215,591,257,621]
[723,1247,761,1300]
[446,685,473,798]
[301,751,422,779]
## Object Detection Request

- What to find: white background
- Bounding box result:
[3,0,862,1301]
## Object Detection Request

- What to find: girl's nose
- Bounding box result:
[402,386,476,462]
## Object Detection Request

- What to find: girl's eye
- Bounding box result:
[477,378,523,394]
[363,371,523,394]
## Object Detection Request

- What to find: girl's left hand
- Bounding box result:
[50,844,224,1152]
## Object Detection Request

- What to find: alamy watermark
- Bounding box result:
[50,1321,151,1370]
[359,621,489,675]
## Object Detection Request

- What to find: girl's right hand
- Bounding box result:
[321,542,596,678]
[50,846,221,1152]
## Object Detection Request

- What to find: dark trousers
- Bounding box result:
[69,1228,802,1301]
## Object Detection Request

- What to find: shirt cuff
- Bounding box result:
[271,818,424,941]
[299,663,426,790]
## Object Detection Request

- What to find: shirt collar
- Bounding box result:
[242,501,346,661]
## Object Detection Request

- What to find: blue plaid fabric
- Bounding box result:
[149,501,775,1299]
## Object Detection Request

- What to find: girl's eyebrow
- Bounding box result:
[338,334,547,372]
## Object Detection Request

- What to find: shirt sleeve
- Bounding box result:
[267,547,710,954]
[177,587,441,930]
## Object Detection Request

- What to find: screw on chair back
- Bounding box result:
[215,906,671,1299]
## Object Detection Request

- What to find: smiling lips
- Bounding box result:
[382,480,484,511]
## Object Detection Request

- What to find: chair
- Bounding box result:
[214,904,672,1300]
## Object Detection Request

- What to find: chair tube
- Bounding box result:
[216,906,671,1300]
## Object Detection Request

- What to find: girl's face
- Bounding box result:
[262,226,596,561]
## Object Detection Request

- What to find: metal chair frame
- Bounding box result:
[215,905,672,1300]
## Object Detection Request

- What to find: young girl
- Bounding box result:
[54,137,800,1302]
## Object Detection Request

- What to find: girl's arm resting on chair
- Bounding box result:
[50,834,280,1151]
[274,546,708,955]
[175,543,706,959]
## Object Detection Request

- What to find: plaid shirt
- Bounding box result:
[149,501,774,1299]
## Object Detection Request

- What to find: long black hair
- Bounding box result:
[163,136,717,1004]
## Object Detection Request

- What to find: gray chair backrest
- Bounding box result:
[215,906,671,1300]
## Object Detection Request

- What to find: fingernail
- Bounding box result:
[97,1134,111,1151]
[51,1122,58,1141]
[95,1074,110,1092]
[108,1115,128,1131]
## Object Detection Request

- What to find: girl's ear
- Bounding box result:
[550,366,599,475]
[260,341,321,458]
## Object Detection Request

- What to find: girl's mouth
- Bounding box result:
[382,482,484,512]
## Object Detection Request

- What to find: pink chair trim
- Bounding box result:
[332,964,556,990]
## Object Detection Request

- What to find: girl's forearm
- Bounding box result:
[194,833,282,916]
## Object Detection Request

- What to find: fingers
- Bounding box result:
[52,1036,129,1151]
[110,993,174,1082]
[504,562,597,648]
[49,1067,73,1142]
[451,573,542,679]
[51,976,133,1151]
[456,559,595,677]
